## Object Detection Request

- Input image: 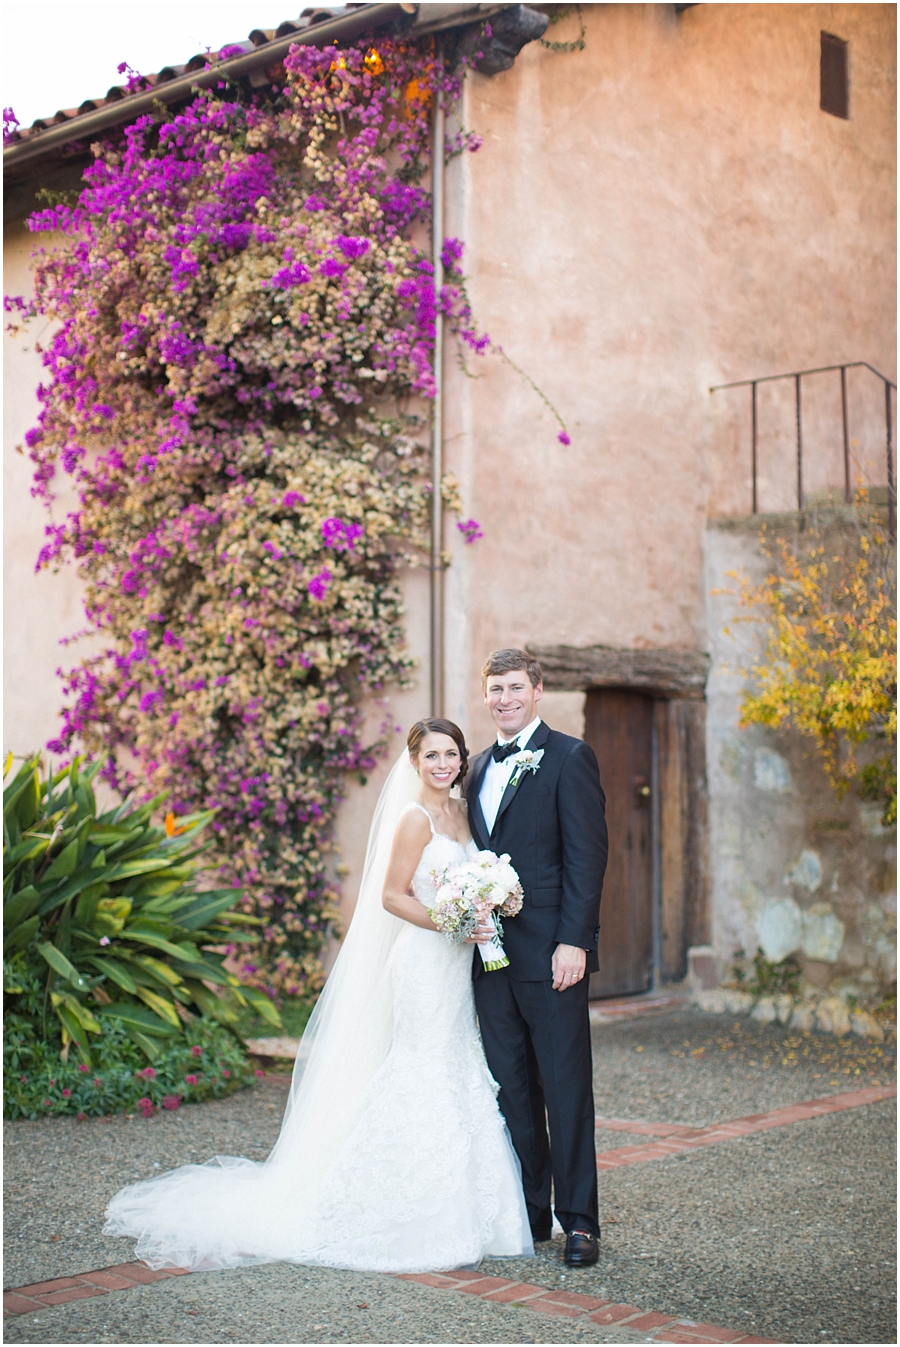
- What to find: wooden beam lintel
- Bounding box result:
[528,644,709,701]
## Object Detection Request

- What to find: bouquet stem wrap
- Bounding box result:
[478,915,509,972]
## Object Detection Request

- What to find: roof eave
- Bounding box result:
[3,2,505,180]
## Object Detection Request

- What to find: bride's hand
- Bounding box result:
[466,919,496,945]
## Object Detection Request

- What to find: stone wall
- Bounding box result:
[704,512,896,999]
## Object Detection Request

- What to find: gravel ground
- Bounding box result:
[4,1006,895,1345]
[590,1008,895,1126]
[481,1101,897,1346]
[3,1076,291,1291]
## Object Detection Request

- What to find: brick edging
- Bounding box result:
[3,1260,778,1342]
[392,1269,778,1343]
[3,1263,189,1316]
[590,994,689,1023]
[595,1084,896,1171]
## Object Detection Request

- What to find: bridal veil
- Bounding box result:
[267,747,421,1181]
[104,749,422,1269]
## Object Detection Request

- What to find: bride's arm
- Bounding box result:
[382,811,440,930]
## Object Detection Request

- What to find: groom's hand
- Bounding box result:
[552,943,586,991]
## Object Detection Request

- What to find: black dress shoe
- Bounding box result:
[564,1229,599,1266]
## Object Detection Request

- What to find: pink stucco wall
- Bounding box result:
[442,1,896,743]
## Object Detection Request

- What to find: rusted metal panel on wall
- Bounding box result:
[656,698,711,981]
[585,689,654,998]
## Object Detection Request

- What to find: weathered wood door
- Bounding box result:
[584,689,654,998]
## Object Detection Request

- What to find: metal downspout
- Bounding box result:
[429,77,445,718]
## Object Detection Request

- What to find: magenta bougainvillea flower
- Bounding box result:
[456,519,483,544]
[6,38,507,993]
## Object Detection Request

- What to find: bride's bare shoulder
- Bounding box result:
[392,804,431,846]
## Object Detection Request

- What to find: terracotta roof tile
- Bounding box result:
[5,5,366,147]
[4,3,531,180]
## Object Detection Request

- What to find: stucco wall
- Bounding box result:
[3,220,107,759]
[705,514,896,995]
[442,1,896,739]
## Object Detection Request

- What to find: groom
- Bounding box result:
[467,648,608,1266]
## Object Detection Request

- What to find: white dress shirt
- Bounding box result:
[478,716,543,836]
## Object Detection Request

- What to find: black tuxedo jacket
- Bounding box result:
[466,722,608,982]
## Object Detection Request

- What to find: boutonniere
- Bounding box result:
[508,748,544,789]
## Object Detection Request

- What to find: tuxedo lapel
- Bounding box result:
[466,748,492,850]
[492,721,551,835]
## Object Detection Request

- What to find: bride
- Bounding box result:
[104,718,533,1273]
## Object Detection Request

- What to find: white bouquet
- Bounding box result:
[428,850,524,971]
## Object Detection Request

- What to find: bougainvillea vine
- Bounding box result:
[9,39,489,993]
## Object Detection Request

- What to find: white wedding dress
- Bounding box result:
[104,790,532,1273]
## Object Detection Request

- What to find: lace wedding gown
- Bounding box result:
[104,804,532,1272]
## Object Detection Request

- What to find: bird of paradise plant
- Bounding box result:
[3,753,281,1063]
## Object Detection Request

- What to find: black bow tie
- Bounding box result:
[492,740,521,763]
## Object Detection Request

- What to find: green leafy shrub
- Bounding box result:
[230,993,316,1043]
[3,753,281,1064]
[5,1011,257,1120]
[731,948,803,998]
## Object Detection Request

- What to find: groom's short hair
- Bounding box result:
[482,648,543,689]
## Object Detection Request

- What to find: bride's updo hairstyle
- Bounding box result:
[407,718,469,787]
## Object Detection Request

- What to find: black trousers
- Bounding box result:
[473,968,599,1237]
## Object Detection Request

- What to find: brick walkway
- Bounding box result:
[5,1080,894,1341]
[593,1083,896,1171]
[4,1261,774,1342]
[589,993,690,1024]
[3,1264,189,1315]
[394,1268,778,1342]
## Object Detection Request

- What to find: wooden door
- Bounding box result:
[584,689,654,998]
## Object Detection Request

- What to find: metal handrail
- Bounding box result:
[710,361,896,539]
